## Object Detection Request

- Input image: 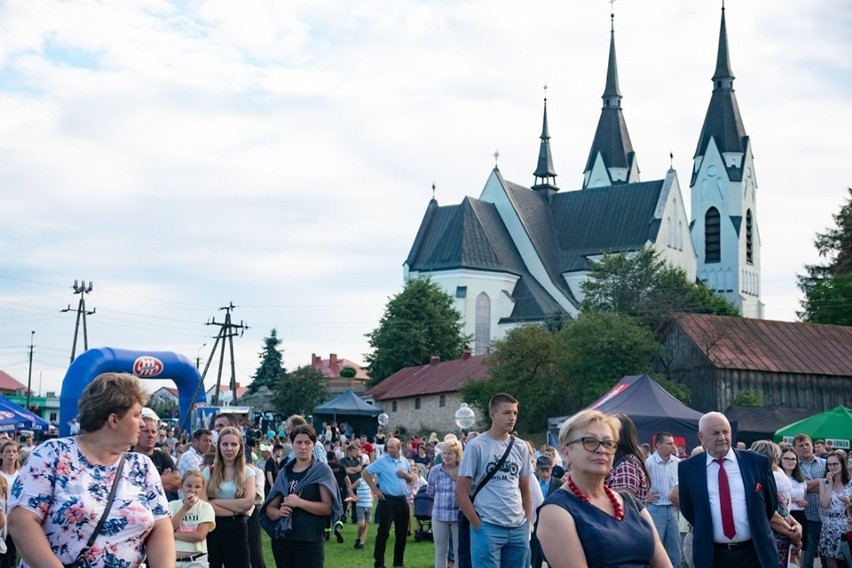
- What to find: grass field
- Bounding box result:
[261,517,439,568]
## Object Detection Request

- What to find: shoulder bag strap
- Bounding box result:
[81,454,126,554]
[470,436,515,504]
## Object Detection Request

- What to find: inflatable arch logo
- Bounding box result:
[60,347,206,437]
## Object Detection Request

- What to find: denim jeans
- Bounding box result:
[802,519,822,568]
[648,504,681,568]
[470,521,529,568]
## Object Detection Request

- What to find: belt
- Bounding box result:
[383,494,407,501]
[713,539,753,551]
[176,553,208,562]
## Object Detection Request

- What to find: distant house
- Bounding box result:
[0,370,27,396]
[151,386,180,407]
[310,353,371,394]
[661,313,852,413]
[366,352,491,434]
[205,382,249,406]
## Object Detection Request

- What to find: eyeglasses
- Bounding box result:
[566,437,618,453]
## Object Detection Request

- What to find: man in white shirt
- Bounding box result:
[177,428,213,475]
[645,432,681,567]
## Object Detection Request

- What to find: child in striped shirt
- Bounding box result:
[347,476,373,549]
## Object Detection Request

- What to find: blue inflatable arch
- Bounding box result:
[60,347,205,437]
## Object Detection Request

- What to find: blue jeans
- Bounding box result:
[802,519,822,568]
[470,521,529,568]
[648,504,681,567]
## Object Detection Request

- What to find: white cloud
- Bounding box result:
[0,0,849,399]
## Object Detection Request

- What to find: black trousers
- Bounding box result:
[373,496,409,568]
[248,507,266,568]
[271,538,324,568]
[1,535,15,568]
[712,541,760,568]
[208,515,250,568]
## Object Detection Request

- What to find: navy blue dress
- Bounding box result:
[537,488,655,568]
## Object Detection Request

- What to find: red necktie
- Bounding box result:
[715,457,736,539]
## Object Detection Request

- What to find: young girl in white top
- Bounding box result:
[171,470,216,568]
[203,426,256,568]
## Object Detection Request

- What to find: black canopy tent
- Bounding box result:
[313,390,382,439]
[547,374,730,452]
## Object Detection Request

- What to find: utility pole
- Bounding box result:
[204,303,248,405]
[61,280,96,362]
[26,331,34,410]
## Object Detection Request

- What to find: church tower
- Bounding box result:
[690,6,763,318]
[531,94,559,198]
[583,14,639,189]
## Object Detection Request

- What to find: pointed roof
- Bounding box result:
[583,15,635,184]
[532,97,558,191]
[313,389,381,416]
[693,6,748,181]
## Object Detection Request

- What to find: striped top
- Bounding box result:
[645,452,679,506]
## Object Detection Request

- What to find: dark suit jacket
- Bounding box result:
[678,450,778,568]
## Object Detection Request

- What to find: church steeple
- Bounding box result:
[583,13,638,189]
[532,92,558,195]
[692,4,747,182]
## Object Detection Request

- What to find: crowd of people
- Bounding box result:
[0,374,850,568]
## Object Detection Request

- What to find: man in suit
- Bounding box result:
[678,412,780,568]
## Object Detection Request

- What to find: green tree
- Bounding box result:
[581,248,738,330]
[273,365,329,418]
[462,312,660,433]
[463,324,568,433]
[798,188,852,325]
[249,329,286,393]
[365,277,467,385]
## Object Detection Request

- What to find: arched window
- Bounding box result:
[746,209,753,265]
[475,292,491,355]
[705,207,721,263]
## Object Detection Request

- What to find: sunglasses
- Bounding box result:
[567,437,618,453]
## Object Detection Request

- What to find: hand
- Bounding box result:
[282,494,301,509]
[646,491,660,504]
[278,504,293,518]
[374,489,385,501]
[396,469,408,479]
[471,515,482,530]
[183,493,198,509]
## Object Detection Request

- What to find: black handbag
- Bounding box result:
[64,453,126,568]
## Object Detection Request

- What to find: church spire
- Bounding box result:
[692,4,747,178]
[583,12,638,189]
[532,89,558,194]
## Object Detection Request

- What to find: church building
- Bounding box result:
[404,8,763,355]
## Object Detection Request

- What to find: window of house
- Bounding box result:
[392,401,397,412]
[439,395,446,407]
[746,209,753,265]
[455,286,467,299]
[475,292,491,355]
[415,397,421,410]
[705,207,721,263]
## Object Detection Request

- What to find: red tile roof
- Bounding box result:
[0,370,27,392]
[310,353,370,382]
[674,314,852,376]
[367,354,492,400]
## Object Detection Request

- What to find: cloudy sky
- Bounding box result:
[1,1,850,399]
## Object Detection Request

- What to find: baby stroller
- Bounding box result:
[412,485,434,542]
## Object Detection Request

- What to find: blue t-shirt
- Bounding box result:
[364,455,411,497]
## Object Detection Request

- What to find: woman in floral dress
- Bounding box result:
[819,451,852,568]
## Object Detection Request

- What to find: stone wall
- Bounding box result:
[381,391,485,436]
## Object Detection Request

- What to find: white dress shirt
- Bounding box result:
[705,448,751,543]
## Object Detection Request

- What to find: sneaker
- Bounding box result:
[334,521,345,543]
[354,541,364,549]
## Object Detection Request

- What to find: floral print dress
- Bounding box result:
[9,437,170,568]
[820,484,852,559]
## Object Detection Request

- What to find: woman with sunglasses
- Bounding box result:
[780,444,809,553]
[819,451,852,568]
[536,409,671,568]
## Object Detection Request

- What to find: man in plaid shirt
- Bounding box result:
[794,434,826,568]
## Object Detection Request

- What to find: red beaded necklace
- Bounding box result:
[566,476,624,521]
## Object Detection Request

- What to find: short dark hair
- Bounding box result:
[654,432,674,445]
[792,434,813,447]
[289,424,317,444]
[489,393,518,413]
[215,414,236,427]
[288,415,308,427]
[192,428,212,441]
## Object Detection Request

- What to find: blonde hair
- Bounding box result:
[0,476,8,497]
[207,427,248,499]
[442,439,463,462]
[558,409,621,448]
[181,469,206,488]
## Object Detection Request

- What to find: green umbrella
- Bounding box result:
[773,406,852,451]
